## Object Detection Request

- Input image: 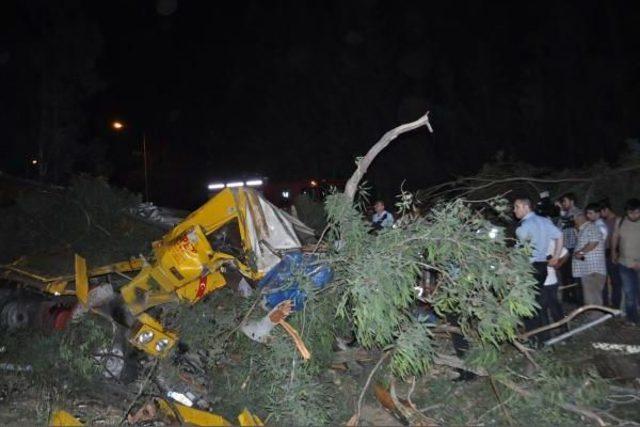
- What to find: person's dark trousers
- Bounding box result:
[603,250,622,308]
[446,314,469,357]
[618,264,639,324]
[446,314,475,380]
[541,284,564,323]
[524,262,550,344]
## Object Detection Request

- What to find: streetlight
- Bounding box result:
[112,121,149,202]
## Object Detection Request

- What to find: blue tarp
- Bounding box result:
[257,251,333,311]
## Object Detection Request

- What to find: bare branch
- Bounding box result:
[345,112,433,202]
[517,304,621,341]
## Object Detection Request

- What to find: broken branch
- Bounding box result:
[517,305,622,341]
[344,112,433,202]
[351,351,390,425]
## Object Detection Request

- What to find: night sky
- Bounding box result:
[2,1,639,208]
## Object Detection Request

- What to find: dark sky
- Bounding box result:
[2,1,640,207]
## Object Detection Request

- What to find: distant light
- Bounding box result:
[226,181,244,188]
[245,179,263,187]
[310,180,318,187]
[207,183,225,190]
[282,191,290,199]
[112,121,124,130]
[31,159,38,165]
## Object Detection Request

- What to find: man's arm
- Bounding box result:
[576,241,598,254]
[546,221,563,266]
[553,235,564,258]
[515,223,527,243]
[548,235,563,267]
[575,225,601,255]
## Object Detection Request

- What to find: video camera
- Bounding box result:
[534,190,560,219]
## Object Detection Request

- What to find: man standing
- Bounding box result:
[612,198,640,324]
[514,198,563,338]
[600,200,622,308]
[558,193,582,304]
[585,203,608,242]
[572,212,607,312]
[371,200,394,230]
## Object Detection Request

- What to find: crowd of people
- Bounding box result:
[513,193,640,337]
[370,194,640,341]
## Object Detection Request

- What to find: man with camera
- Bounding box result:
[557,193,582,304]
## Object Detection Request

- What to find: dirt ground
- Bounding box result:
[1,315,639,425]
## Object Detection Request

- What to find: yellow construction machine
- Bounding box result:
[3,187,317,424]
[2,187,312,356]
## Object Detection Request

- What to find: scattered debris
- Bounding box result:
[592,343,640,355]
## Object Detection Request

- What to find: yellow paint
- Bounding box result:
[87,258,144,276]
[175,269,227,302]
[74,254,89,306]
[44,280,70,295]
[172,403,232,426]
[237,408,264,426]
[4,188,269,358]
[49,410,83,426]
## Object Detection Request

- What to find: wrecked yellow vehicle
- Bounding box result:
[2,186,318,423]
[2,187,314,353]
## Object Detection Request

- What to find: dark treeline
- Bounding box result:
[1,1,639,207]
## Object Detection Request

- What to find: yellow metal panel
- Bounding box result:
[3,257,143,289]
[74,254,89,306]
[49,410,83,426]
[87,258,144,276]
[175,270,227,303]
[173,403,232,426]
[167,188,239,239]
[153,225,214,290]
[237,408,264,426]
[44,280,70,295]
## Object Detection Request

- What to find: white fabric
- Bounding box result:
[544,242,568,286]
[372,210,394,228]
[595,218,608,242]
[243,191,302,273]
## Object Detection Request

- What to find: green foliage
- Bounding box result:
[0,175,163,267]
[0,315,113,386]
[58,316,114,379]
[389,322,434,378]
[163,283,349,425]
[325,191,537,377]
[293,193,327,234]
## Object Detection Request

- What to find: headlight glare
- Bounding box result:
[137,330,154,344]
